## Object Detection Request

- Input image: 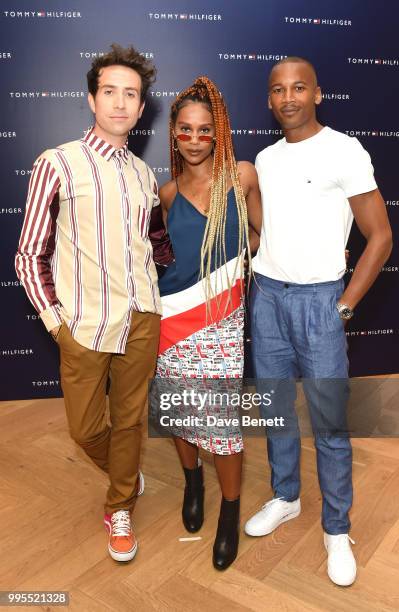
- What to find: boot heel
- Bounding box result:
[213,496,240,570]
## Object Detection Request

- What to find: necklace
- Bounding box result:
[182,179,212,216]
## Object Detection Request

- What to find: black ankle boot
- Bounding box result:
[182,464,204,532]
[212,496,240,570]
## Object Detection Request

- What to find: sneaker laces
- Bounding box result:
[329,534,355,552]
[261,497,284,510]
[111,510,131,537]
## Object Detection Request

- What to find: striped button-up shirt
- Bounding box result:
[16,128,162,353]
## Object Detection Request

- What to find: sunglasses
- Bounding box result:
[175,133,215,143]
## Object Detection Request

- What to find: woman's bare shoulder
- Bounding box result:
[237,160,256,175]
[236,161,258,188]
[159,179,178,209]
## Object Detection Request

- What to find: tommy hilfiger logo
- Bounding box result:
[347,329,394,337]
[1,348,34,356]
[80,51,154,59]
[231,128,283,136]
[348,57,399,66]
[81,124,152,144]
[0,52,12,59]
[345,130,399,138]
[347,265,399,273]
[386,201,399,206]
[0,208,22,214]
[218,53,287,62]
[148,12,222,21]
[3,10,81,18]
[152,167,170,174]
[10,91,85,99]
[129,129,156,136]
[284,16,351,26]
[0,131,16,138]
[150,90,179,98]
[0,280,22,286]
[32,380,60,387]
[322,92,350,101]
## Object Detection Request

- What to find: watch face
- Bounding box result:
[336,303,354,320]
[340,307,353,320]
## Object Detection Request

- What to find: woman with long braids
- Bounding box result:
[156,76,262,570]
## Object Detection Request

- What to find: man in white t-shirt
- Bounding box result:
[245,57,392,586]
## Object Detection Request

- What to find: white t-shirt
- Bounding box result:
[253,126,377,284]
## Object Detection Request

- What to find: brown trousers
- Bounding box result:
[56,312,160,514]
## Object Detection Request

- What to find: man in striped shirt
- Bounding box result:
[15,44,165,563]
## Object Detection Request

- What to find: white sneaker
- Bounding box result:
[244,497,301,536]
[324,533,356,586]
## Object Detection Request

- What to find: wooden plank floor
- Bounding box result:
[1,385,399,611]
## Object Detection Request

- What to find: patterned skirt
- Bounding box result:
[155,257,245,455]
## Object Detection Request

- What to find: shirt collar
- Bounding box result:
[82,127,129,164]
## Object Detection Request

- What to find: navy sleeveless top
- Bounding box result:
[159,188,241,297]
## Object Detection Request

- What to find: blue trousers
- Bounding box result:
[250,273,352,535]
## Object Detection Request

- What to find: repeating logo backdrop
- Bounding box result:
[1,0,398,400]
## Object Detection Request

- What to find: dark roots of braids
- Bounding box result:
[170,76,251,312]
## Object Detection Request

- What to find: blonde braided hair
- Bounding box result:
[170,76,251,312]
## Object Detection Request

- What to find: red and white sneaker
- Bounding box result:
[103,471,143,561]
[104,509,137,562]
